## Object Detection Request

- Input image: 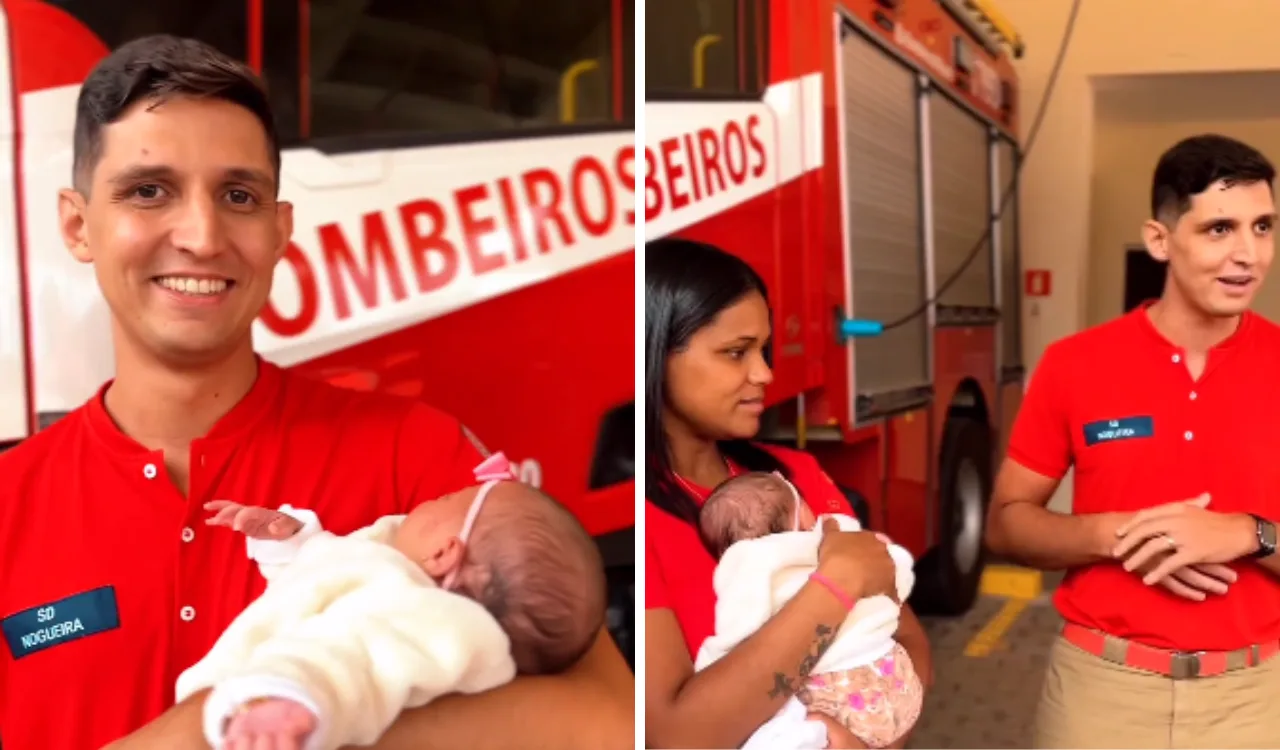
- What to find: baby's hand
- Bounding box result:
[806,711,866,749]
[223,697,317,750]
[205,500,303,540]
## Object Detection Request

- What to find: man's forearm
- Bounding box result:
[360,629,633,750]
[1256,554,1280,577]
[1231,513,1280,578]
[988,502,1116,570]
[101,690,210,750]
[363,671,632,750]
[1253,516,1280,577]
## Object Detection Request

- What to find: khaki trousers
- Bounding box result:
[1033,636,1280,749]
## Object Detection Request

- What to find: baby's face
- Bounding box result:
[391,485,480,583]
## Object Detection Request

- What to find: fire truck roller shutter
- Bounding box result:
[838,25,930,400]
[929,93,995,312]
[996,138,1023,376]
[911,414,993,616]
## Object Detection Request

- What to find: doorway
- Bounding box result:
[1123,245,1166,312]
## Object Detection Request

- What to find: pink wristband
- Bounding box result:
[809,571,855,611]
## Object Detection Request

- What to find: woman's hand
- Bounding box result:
[816,519,897,601]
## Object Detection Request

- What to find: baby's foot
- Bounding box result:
[224,697,317,750]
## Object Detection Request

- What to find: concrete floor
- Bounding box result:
[907,592,1063,749]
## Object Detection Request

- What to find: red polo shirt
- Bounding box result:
[645,444,850,657]
[0,359,485,750]
[1009,305,1280,651]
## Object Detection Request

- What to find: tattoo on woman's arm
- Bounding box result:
[767,624,836,698]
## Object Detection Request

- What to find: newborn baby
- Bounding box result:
[696,472,921,750]
[176,454,606,750]
[698,470,819,559]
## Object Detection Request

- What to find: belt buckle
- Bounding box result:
[1171,651,1202,679]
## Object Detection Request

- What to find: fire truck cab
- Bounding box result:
[646,0,1026,615]
[0,0,637,661]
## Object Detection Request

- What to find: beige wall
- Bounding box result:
[997,0,1280,511]
[1002,0,1280,363]
[1088,117,1280,329]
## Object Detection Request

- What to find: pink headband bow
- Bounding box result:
[473,451,517,482]
[439,453,519,591]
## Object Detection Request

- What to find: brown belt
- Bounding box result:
[1062,622,1280,680]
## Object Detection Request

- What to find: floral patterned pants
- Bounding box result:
[798,643,924,748]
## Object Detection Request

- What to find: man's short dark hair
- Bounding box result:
[73,34,280,193]
[1151,134,1275,226]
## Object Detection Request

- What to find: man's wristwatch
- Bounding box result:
[1248,513,1277,559]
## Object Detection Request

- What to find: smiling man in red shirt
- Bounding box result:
[0,34,631,750]
[987,134,1280,749]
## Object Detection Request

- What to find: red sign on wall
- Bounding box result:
[1025,269,1052,297]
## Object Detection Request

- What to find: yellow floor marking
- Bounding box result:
[961,565,1046,658]
[979,564,1044,600]
[963,597,1030,658]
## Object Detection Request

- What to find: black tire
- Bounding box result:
[910,416,993,616]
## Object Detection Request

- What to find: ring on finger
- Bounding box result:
[1163,534,1177,549]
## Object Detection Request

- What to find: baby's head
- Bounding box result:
[699,471,816,560]
[393,481,606,675]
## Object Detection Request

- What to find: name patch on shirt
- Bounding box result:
[1,586,120,660]
[1083,416,1154,447]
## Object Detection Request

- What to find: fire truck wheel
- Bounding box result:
[912,416,993,616]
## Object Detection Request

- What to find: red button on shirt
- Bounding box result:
[645,443,850,658]
[0,360,485,750]
[1008,306,1280,651]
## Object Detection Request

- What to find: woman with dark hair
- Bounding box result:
[644,238,933,749]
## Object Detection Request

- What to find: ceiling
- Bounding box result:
[1093,70,1280,123]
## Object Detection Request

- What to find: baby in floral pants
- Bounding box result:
[697,472,923,749]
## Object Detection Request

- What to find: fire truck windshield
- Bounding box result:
[46,0,636,144]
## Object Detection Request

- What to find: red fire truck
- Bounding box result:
[0,1,637,657]
[646,0,1026,614]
